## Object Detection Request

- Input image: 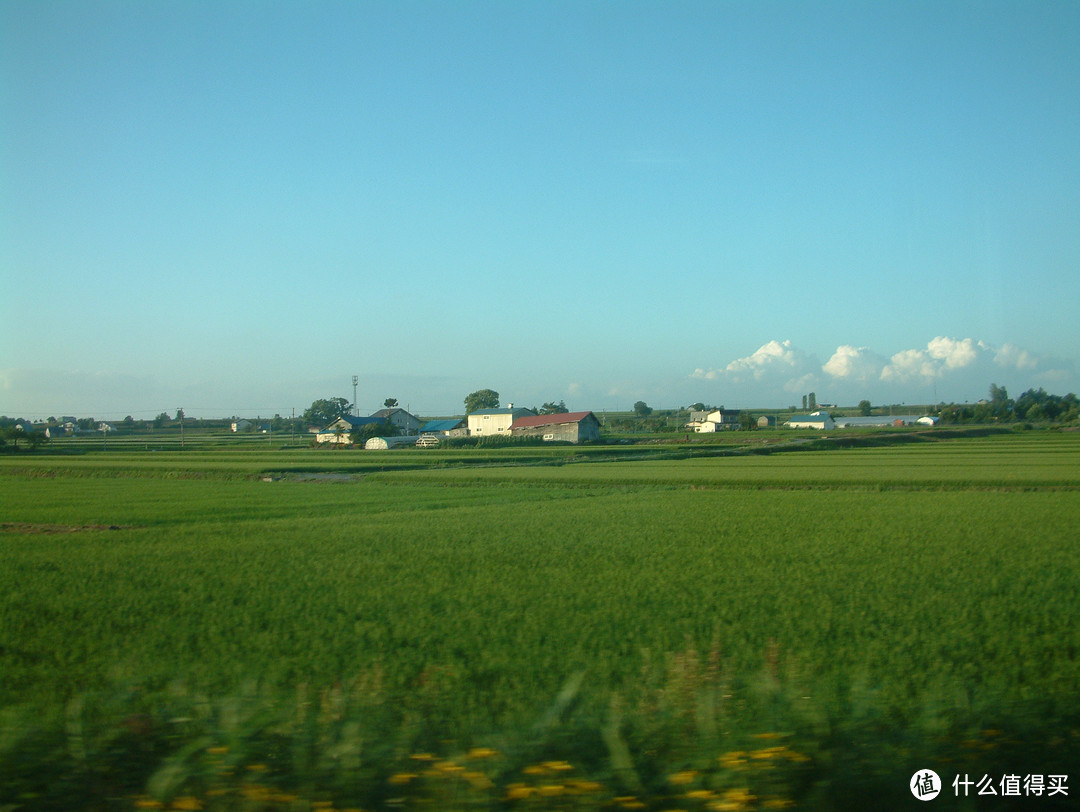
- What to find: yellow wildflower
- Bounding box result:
[719,750,748,769]
[207,746,228,755]
[567,779,604,793]
[410,752,435,761]
[170,798,202,811]
[505,783,534,800]
[543,760,574,771]
[539,784,565,796]
[750,746,785,760]
[764,799,795,809]
[246,763,269,772]
[389,772,418,785]
[685,788,717,799]
[467,746,499,759]
[723,787,756,803]
[668,770,698,785]
[464,770,494,790]
[134,801,164,810]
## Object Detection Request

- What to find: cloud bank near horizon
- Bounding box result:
[691,337,1076,405]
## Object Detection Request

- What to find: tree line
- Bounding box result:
[935,385,1078,425]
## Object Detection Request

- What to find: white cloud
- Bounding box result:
[994,343,1038,371]
[690,336,1076,407]
[822,345,885,380]
[724,340,811,382]
[926,336,982,369]
[690,340,820,399]
[881,336,991,383]
[880,348,942,383]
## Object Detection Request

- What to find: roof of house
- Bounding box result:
[785,413,833,423]
[371,408,417,420]
[511,411,596,429]
[421,419,465,432]
[324,415,384,430]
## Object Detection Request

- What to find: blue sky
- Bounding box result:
[3,1,1078,419]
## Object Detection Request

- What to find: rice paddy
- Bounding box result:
[1,428,1077,810]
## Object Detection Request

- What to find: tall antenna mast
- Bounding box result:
[352,375,359,416]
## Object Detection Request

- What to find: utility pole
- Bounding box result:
[178,407,184,449]
[352,375,359,416]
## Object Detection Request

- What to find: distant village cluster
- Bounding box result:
[9,382,1074,452]
[302,405,603,448]
[294,402,940,449]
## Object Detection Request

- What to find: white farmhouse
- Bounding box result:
[696,409,741,432]
[467,407,535,436]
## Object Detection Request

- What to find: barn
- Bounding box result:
[784,412,836,430]
[510,411,601,443]
[419,418,468,438]
[467,407,535,436]
[370,408,422,434]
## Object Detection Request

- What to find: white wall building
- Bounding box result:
[466,407,535,436]
[784,411,836,430]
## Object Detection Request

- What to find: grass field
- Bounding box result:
[1,429,1078,810]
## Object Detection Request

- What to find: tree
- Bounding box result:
[350,421,400,444]
[464,389,499,414]
[633,401,653,417]
[303,397,352,427]
[384,398,399,409]
[858,399,872,416]
[539,400,568,415]
[175,408,185,422]
[689,402,706,412]
[988,383,1013,420]
[154,412,169,429]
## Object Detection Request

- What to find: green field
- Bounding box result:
[1,429,1078,810]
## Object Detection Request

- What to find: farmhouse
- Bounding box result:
[467,407,535,436]
[784,412,836,430]
[419,418,468,438]
[370,407,422,434]
[231,419,253,432]
[511,411,601,443]
[316,415,384,444]
[696,409,742,432]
